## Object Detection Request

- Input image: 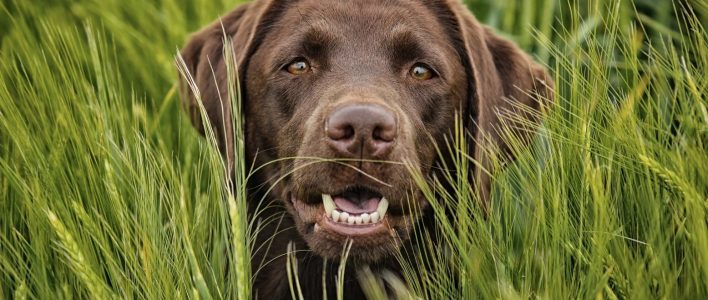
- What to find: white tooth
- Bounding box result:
[332,210,340,222]
[361,213,371,223]
[347,216,355,224]
[370,212,380,223]
[340,212,350,223]
[355,216,363,225]
[376,197,389,218]
[322,194,335,215]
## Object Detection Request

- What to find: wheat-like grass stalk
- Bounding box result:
[46,210,116,300]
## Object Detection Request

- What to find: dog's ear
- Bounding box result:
[178,1,285,170]
[437,1,554,210]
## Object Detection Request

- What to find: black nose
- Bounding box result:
[325,104,397,158]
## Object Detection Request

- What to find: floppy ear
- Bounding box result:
[178,1,284,171]
[441,1,554,210]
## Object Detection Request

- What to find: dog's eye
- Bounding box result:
[286,59,311,75]
[409,64,435,80]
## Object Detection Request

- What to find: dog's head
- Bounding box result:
[179,0,552,262]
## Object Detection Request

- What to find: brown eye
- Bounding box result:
[410,64,435,80]
[286,59,311,75]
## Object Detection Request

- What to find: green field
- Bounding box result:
[1,0,706,299]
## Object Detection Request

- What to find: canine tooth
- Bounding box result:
[340,212,350,223]
[355,216,363,225]
[347,216,355,224]
[322,194,335,215]
[370,212,380,223]
[332,210,340,221]
[361,213,371,223]
[376,197,389,218]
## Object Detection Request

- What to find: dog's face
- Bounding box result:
[245,0,467,260]
[180,0,552,262]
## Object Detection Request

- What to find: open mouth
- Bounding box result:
[319,187,390,236]
[290,185,421,259]
[322,188,388,226]
[292,186,393,237]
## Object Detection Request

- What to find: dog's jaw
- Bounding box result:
[286,188,421,262]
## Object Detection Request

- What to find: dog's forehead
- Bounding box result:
[276,0,448,42]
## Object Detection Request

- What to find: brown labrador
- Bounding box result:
[179,0,553,298]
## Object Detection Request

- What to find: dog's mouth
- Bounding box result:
[290,185,414,260]
[291,186,393,236]
[320,187,389,235]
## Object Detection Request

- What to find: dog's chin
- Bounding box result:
[288,188,421,262]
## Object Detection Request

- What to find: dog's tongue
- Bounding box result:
[333,196,380,214]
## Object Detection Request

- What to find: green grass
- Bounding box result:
[1,0,706,299]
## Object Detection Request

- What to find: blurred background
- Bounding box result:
[1,0,706,299]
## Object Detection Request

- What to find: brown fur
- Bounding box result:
[179,0,553,298]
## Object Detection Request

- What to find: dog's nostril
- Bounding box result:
[341,125,355,140]
[326,123,355,141]
[372,124,395,143]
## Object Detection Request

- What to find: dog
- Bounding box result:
[179,0,553,298]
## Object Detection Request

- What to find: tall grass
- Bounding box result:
[1,0,706,299]
[390,2,708,298]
